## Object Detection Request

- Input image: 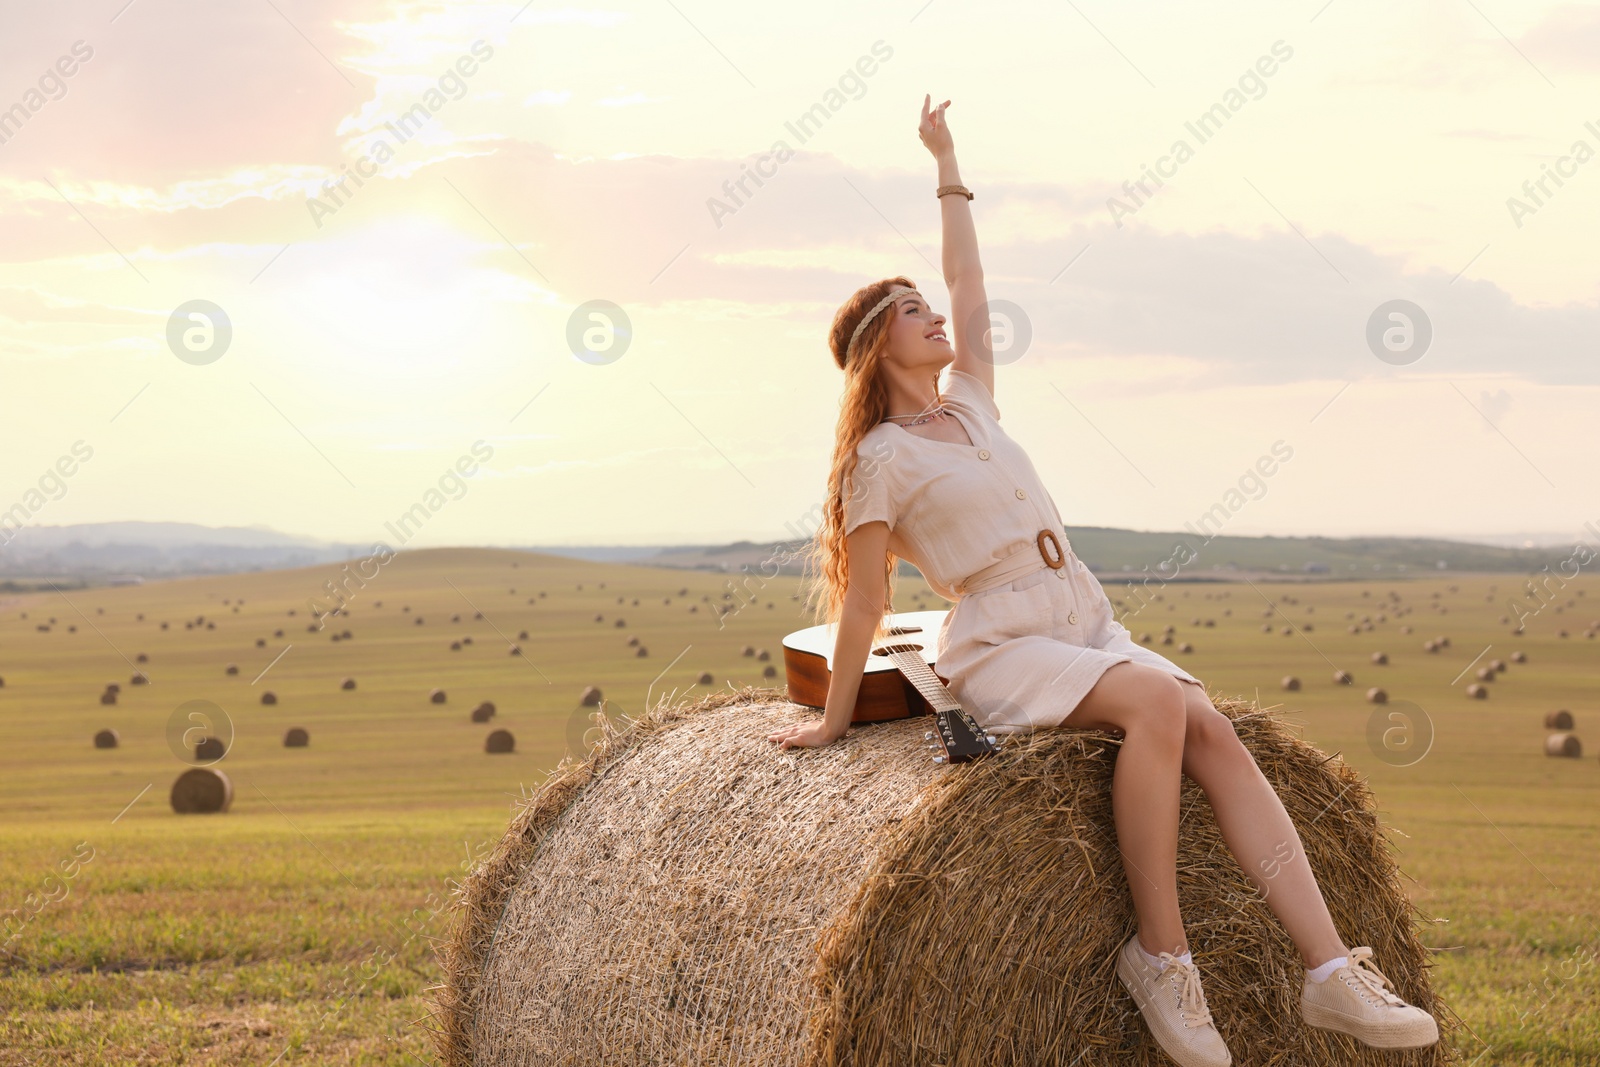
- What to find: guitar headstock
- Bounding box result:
[925,706,1000,764]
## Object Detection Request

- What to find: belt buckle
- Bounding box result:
[1036,528,1065,569]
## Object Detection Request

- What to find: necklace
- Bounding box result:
[882,400,947,427]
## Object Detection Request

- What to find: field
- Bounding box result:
[1,547,1597,1065]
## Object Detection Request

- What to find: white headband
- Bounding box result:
[846,286,919,359]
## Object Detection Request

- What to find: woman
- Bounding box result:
[767,95,1440,1067]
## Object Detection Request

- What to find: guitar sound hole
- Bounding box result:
[872,643,924,656]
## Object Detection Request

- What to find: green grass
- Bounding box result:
[1,548,1597,1064]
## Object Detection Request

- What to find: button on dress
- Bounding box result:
[843,369,1202,735]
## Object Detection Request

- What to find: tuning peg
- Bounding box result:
[932,755,948,764]
[924,731,934,740]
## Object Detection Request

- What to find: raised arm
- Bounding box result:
[919,94,993,398]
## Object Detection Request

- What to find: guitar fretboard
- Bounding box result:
[878,643,961,713]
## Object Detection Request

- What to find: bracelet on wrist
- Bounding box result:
[936,184,973,200]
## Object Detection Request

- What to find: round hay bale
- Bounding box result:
[135,652,148,663]
[1511,650,1527,663]
[626,635,640,647]
[130,672,149,686]
[451,641,463,651]
[256,638,266,647]
[614,618,626,628]
[434,690,1449,1066]
[756,649,771,662]
[463,636,474,645]
[580,685,603,707]
[170,767,232,813]
[485,729,515,754]
[105,682,120,694]
[1371,652,1388,665]
[509,645,522,657]
[518,630,530,641]
[762,664,777,678]
[1544,710,1574,731]
[284,727,309,747]
[193,736,227,761]
[1138,632,1152,643]
[740,645,755,657]
[696,671,714,685]
[100,690,117,706]
[472,702,496,724]
[1366,687,1388,704]
[1178,642,1193,653]
[431,688,448,704]
[261,690,277,706]
[93,728,119,749]
[1476,667,1495,682]
[1332,669,1352,685]
[635,646,649,658]
[1281,676,1300,691]
[1488,659,1506,673]
[1545,733,1582,758]
[341,677,356,690]
[225,663,239,676]
[1466,683,1487,699]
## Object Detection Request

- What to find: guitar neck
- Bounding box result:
[880,645,960,713]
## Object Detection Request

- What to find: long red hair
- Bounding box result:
[799,276,927,644]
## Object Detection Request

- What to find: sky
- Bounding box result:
[1,0,1598,550]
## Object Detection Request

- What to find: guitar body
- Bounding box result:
[781,610,951,723]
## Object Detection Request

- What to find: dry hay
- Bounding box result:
[1545,733,1582,758]
[93,728,119,749]
[485,729,516,754]
[430,688,1456,1067]
[1544,710,1574,731]
[341,677,357,690]
[472,702,497,724]
[284,727,310,748]
[193,736,227,761]
[170,767,233,814]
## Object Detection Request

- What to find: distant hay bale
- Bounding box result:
[1488,659,1506,673]
[100,690,117,706]
[261,691,277,705]
[274,629,284,638]
[136,652,148,663]
[626,635,640,647]
[1138,632,1152,643]
[635,646,649,658]
[416,617,426,626]
[1476,667,1495,682]
[1281,676,1300,691]
[432,689,1451,1067]
[284,727,310,748]
[341,677,356,690]
[1333,670,1352,685]
[170,767,233,814]
[1178,642,1193,653]
[193,736,227,761]
[94,728,119,749]
[1366,687,1388,704]
[225,664,239,676]
[1511,651,1527,663]
[131,672,149,686]
[1545,710,1574,731]
[518,630,530,641]
[463,636,474,645]
[105,682,120,694]
[1545,733,1582,758]
[1423,640,1438,653]
[509,645,522,656]
[485,729,516,754]
[1371,652,1388,665]
[580,686,603,707]
[473,702,497,723]
[1466,684,1487,699]
[697,671,714,685]
[431,688,448,704]
[757,649,771,662]
[615,618,626,628]
[451,641,463,651]
[741,645,755,657]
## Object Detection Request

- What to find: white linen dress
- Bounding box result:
[842,368,1203,735]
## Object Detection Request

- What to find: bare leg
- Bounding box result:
[1067,662,1191,957]
[1175,683,1348,968]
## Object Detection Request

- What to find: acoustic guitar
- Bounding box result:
[781,610,999,764]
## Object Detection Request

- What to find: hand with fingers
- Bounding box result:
[766,719,847,750]
[918,92,954,158]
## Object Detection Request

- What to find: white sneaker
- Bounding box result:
[1300,946,1440,1049]
[1116,934,1232,1067]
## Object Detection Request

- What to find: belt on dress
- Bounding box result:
[954,528,1070,597]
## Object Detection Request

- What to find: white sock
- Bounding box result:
[1307,955,1348,983]
[1139,943,1192,972]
